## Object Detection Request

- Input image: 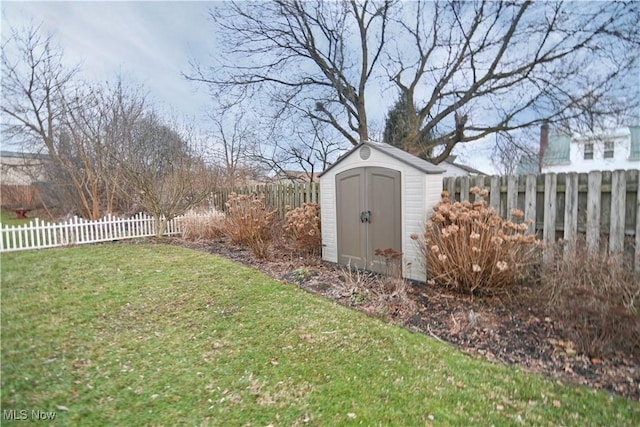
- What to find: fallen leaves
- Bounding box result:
[190,237,640,400]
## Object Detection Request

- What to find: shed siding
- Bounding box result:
[320,176,338,263]
[402,171,427,281]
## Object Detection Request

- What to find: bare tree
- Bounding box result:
[47,80,147,218]
[206,108,260,187]
[1,25,146,219]
[188,0,640,164]
[3,24,219,227]
[1,25,78,152]
[113,113,220,236]
[246,115,344,183]
[187,0,392,146]
[490,129,538,175]
[1,24,85,215]
[386,1,640,162]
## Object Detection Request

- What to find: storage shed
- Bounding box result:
[319,140,445,282]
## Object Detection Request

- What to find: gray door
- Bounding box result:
[336,167,401,273]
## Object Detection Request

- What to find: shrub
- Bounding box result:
[179,209,225,241]
[373,248,416,322]
[337,250,416,324]
[285,202,321,255]
[412,188,541,295]
[540,238,640,357]
[224,193,277,259]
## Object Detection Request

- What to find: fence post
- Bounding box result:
[446,177,456,201]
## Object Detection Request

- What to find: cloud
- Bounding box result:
[1,1,216,125]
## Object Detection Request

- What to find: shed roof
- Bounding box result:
[319,140,445,177]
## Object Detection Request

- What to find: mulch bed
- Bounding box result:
[163,237,639,401]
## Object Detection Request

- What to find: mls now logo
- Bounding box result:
[3,409,57,420]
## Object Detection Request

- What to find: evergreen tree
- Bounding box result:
[383,92,433,160]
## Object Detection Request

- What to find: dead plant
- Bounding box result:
[540,238,640,357]
[285,202,321,256]
[412,188,542,296]
[224,193,278,259]
[179,209,225,241]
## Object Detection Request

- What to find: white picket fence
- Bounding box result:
[0,213,182,252]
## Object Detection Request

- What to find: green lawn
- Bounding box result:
[1,243,638,426]
[0,210,34,226]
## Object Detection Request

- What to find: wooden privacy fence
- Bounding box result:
[1,213,182,252]
[211,182,320,217]
[443,170,640,269]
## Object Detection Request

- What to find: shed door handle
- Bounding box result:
[360,210,371,223]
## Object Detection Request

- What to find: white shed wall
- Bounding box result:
[320,146,443,282]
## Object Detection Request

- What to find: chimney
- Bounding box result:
[539,122,549,173]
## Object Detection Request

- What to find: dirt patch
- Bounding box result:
[164,237,640,401]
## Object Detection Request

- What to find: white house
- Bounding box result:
[0,151,48,185]
[517,125,640,174]
[439,155,486,177]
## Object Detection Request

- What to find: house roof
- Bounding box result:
[319,140,445,177]
[272,170,319,183]
[0,150,50,160]
[542,134,570,165]
[515,154,539,175]
[442,156,485,175]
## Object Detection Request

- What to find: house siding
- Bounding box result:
[543,128,639,173]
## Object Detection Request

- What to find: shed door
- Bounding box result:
[336,167,401,273]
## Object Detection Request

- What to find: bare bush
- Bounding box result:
[179,210,225,241]
[412,188,542,295]
[285,202,321,256]
[0,185,41,210]
[224,193,277,259]
[373,248,416,322]
[541,238,640,357]
[338,251,416,324]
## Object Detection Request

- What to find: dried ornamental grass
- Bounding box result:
[179,209,225,241]
[412,188,542,295]
[224,193,277,259]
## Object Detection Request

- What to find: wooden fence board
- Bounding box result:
[564,172,579,250]
[609,170,626,253]
[586,171,601,255]
[525,174,537,235]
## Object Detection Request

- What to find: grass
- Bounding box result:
[1,243,638,426]
[0,210,34,226]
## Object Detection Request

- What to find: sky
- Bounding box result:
[1,1,215,123]
[0,1,497,173]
